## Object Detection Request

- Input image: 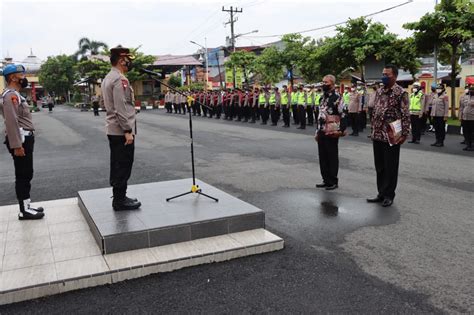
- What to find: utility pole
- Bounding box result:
[222,6,242,89]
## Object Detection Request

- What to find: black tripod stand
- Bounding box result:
[143,71,218,203]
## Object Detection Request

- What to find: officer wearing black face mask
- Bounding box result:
[101,45,141,211]
[315,74,347,191]
[1,64,45,220]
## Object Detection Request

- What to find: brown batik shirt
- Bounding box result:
[371,83,410,143]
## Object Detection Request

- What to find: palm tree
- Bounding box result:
[75,37,108,60]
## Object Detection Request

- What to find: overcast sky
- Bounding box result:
[0,0,436,62]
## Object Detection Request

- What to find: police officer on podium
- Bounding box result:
[101,45,141,211]
[1,64,44,220]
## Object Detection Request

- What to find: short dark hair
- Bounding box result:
[384,64,398,77]
[110,54,120,66]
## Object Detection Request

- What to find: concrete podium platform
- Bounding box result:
[78,179,265,254]
[0,194,283,305]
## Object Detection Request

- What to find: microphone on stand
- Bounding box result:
[139,68,162,77]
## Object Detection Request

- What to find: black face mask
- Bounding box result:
[322,84,331,92]
[19,77,29,89]
[124,59,133,71]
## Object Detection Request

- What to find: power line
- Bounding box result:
[246,0,414,39]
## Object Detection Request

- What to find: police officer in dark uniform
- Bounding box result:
[101,46,141,211]
[1,64,44,220]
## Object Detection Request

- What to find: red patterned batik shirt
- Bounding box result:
[371,84,410,143]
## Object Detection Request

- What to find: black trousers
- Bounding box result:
[433,116,446,143]
[242,106,250,121]
[181,103,186,114]
[260,105,269,123]
[317,134,339,186]
[306,106,314,125]
[298,105,306,128]
[359,110,367,131]
[216,104,222,118]
[250,106,257,122]
[93,102,100,116]
[108,135,134,200]
[270,105,279,124]
[349,113,359,134]
[166,102,172,113]
[6,136,34,201]
[373,140,400,200]
[282,105,290,126]
[410,114,422,141]
[173,103,180,113]
[291,104,299,124]
[463,120,474,147]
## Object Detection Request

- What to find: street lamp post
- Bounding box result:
[190,39,209,90]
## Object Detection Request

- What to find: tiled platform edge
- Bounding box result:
[0,199,283,305]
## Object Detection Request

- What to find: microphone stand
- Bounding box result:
[143,72,218,203]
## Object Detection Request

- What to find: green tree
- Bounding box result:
[224,50,257,88]
[126,48,156,83]
[75,37,108,60]
[254,47,284,85]
[168,74,182,88]
[280,33,311,86]
[385,37,422,79]
[404,0,474,118]
[75,59,109,85]
[39,55,77,101]
[332,17,397,80]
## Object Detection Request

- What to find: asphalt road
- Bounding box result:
[1,106,472,313]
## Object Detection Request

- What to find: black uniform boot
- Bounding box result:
[125,196,139,203]
[18,199,44,220]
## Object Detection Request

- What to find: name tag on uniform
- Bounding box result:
[121,80,128,90]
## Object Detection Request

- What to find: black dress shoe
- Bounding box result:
[113,198,141,211]
[18,209,44,220]
[297,126,305,129]
[460,141,466,144]
[315,183,328,188]
[381,198,393,207]
[434,143,444,147]
[463,146,474,151]
[430,142,438,146]
[325,184,338,191]
[408,139,416,143]
[367,196,383,203]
